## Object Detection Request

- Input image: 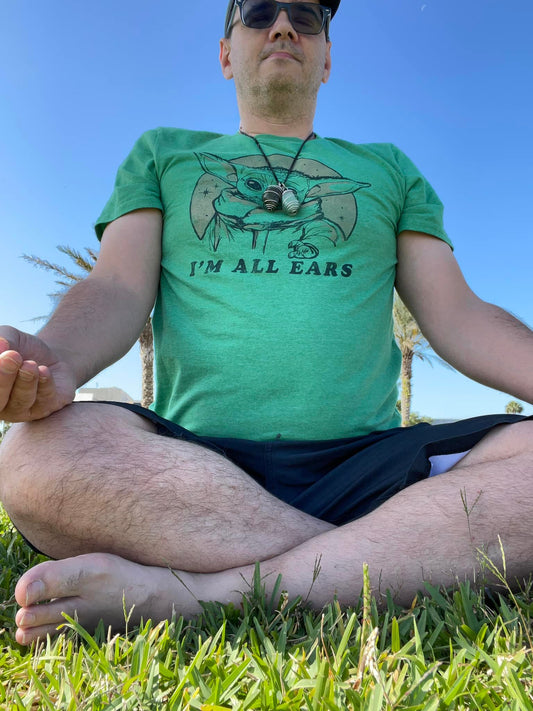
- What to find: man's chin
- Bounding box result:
[258,73,302,97]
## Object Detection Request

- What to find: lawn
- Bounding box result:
[1,506,532,710]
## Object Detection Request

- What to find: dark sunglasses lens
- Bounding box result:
[290,4,324,33]
[242,0,277,29]
[242,0,325,34]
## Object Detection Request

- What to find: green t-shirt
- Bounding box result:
[96,128,451,440]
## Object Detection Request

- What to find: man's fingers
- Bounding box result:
[38,364,51,379]
[8,361,40,412]
[0,337,70,421]
[0,351,24,411]
[0,359,42,419]
[0,350,23,373]
[0,336,12,356]
[33,366,59,416]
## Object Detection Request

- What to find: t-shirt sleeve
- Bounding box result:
[393,146,452,249]
[94,130,163,240]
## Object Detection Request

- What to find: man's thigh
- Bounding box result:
[267,414,532,525]
[106,404,531,526]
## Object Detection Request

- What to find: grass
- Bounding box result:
[1,508,533,709]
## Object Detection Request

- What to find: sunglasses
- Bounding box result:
[225,1,331,38]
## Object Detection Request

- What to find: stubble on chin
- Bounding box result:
[245,74,317,117]
[255,75,298,98]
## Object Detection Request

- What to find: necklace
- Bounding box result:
[240,130,315,215]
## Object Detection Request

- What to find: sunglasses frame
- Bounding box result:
[225,0,332,39]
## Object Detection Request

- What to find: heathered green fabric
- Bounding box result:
[96,128,451,440]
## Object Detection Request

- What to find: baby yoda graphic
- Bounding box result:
[191,153,371,259]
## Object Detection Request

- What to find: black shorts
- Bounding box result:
[107,403,529,526]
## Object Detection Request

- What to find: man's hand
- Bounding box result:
[0,209,163,424]
[0,327,77,422]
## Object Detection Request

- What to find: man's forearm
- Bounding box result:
[39,275,151,388]
[433,299,533,405]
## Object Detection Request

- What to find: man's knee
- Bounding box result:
[486,419,533,457]
[1,405,79,465]
[0,402,162,514]
[0,419,41,479]
[461,418,533,469]
[0,404,111,515]
[0,412,64,517]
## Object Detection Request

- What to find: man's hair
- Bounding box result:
[224,0,341,39]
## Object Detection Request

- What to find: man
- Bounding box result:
[0,0,532,646]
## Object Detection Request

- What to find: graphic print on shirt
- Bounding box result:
[190,153,371,259]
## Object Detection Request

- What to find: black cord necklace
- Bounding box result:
[240,130,315,215]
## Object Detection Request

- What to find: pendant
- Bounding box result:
[281,188,300,216]
[262,184,283,211]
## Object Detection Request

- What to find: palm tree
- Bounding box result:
[23,246,154,407]
[393,293,453,426]
[505,400,524,415]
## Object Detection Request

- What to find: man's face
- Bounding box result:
[219,0,332,109]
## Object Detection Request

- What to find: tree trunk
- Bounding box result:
[400,349,414,427]
[139,318,154,408]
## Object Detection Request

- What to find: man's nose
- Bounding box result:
[268,9,299,40]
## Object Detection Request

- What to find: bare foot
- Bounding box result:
[14,552,207,645]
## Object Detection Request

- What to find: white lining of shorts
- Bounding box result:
[428,450,471,477]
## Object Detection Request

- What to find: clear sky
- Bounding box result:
[1,0,531,420]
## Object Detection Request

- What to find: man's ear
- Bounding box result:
[322,41,332,84]
[219,38,234,80]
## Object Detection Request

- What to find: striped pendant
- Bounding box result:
[262,184,283,211]
[281,188,300,216]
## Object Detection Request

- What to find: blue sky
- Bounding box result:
[1,0,531,420]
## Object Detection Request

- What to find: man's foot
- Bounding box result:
[14,553,206,645]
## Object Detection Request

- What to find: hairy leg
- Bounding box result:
[0,403,333,572]
[13,420,533,645]
[254,420,533,606]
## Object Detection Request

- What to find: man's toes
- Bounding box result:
[16,598,79,630]
[14,554,109,607]
[16,623,67,647]
[15,560,58,607]
[12,552,182,645]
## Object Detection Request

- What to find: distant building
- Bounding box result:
[74,387,135,404]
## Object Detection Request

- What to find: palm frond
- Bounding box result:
[22,255,83,285]
[56,245,98,274]
[414,350,455,370]
[22,246,98,287]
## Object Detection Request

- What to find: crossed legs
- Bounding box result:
[0,403,333,571]
[0,403,532,645]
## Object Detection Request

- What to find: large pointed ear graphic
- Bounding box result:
[306,178,371,199]
[196,153,238,186]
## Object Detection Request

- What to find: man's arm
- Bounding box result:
[0,208,162,422]
[395,230,533,405]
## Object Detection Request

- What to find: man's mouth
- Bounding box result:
[268,51,297,60]
[261,46,302,62]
